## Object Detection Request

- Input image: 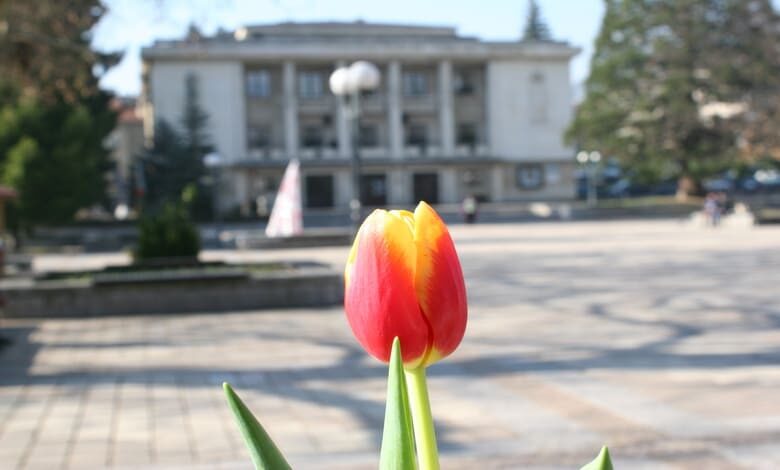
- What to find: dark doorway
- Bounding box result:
[361,174,387,206]
[413,173,439,204]
[305,175,334,208]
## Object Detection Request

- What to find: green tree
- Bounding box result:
[139,73,213,219]
[0,1,119,228]
[567,0,780,193]
[0,0,119,103]
[522,0,552,41]
[0,89,115,227]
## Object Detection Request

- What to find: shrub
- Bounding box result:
[135,203,200,261]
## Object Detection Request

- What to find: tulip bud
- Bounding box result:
[344,201,467,369]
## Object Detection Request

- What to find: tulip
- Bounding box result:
[344,201,467,369]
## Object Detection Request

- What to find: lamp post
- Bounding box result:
[577,150,601,207]
[329,61,381,231]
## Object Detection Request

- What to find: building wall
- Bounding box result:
[149,61,247,163]
[486,60,573,160]
[142,24,580,212]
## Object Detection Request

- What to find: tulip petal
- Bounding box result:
[345,209,430,368]
[413,202,468,365]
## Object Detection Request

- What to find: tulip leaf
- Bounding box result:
[379,338,418,470]
[223,382,292,470]
[580,446,614,470]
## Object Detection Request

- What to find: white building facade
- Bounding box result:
[141,22,579,214]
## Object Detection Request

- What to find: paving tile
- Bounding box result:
[1,221,780,468]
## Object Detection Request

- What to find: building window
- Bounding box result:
[456,123,478,146]
[299,72,323,99]
[406,123,428,147]
[516,164,545,190]
[403,72,428,97]
[301,125,323,148]
[246,70,271,98]
[305,175,334,208]
[358,124,379,147]
[361,174,387,206]
[247,125,271,149]
[454,71,475,95]
[545,163,561,184]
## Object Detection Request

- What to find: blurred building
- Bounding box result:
[107,97,144,209]
[141,22,579,213]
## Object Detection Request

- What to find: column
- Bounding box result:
[440,168,459,204]
[490,165,504,203]
[438,60,455,157]
[282,61,298,159]
[388,169,407,205]
[387,61,403,159]
[335,61,351,159]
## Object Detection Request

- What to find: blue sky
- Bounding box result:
[93,0,778,97]
[93,0,605,96]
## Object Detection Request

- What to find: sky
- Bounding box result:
[93,0,607,97]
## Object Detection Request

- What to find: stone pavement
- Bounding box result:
[2,220,780,469]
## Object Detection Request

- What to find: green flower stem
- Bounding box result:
[404,366,439,470]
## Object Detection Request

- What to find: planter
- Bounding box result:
[0,263,343,318]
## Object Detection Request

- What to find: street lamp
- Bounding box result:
[576,150,601,206]
[329,61,381,231]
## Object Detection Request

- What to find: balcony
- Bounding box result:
[299,147,339,160]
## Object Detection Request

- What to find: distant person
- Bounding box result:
[462,195,478,224]
[255,195,269,218]
[704,192,721,227]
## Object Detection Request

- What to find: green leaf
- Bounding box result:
[379,338,418,470]
[581,446,614,470]
[223,382,292,470]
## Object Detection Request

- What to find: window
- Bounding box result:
[516,164,545,190]
[406,124,427,147]
[457,123,478,146]
[301,125,323,148]
[299,72,323,99]
[358,124,379,147]
[545,163,561,184]
[403,72,428,97]
[246,70,271,98]
[247,125,271,149]
[305,175,334,208]
[360,174,387,206]
[454,71,475,95]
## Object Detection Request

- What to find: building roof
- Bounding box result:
[142,21,579,62]
[239,21,461,39]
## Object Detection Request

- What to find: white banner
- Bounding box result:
[265,159,303,238]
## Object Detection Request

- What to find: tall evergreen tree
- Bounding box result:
[139,73,213,218]
[567,0,780,192]
[522,0,552,41]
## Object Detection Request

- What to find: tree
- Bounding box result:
[139,73,213,219]
[522,0,552,41]
[0,1,119,228]
[0,0,120,103]
[0,86,115,228]
[567,0,780,193]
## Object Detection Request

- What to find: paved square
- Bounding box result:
[2,220,780,469]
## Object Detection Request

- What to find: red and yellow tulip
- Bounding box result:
[344,201,467,369]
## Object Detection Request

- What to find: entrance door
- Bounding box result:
[413,173,439,204]
[361,174,387,206]
[305,175,334,208]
